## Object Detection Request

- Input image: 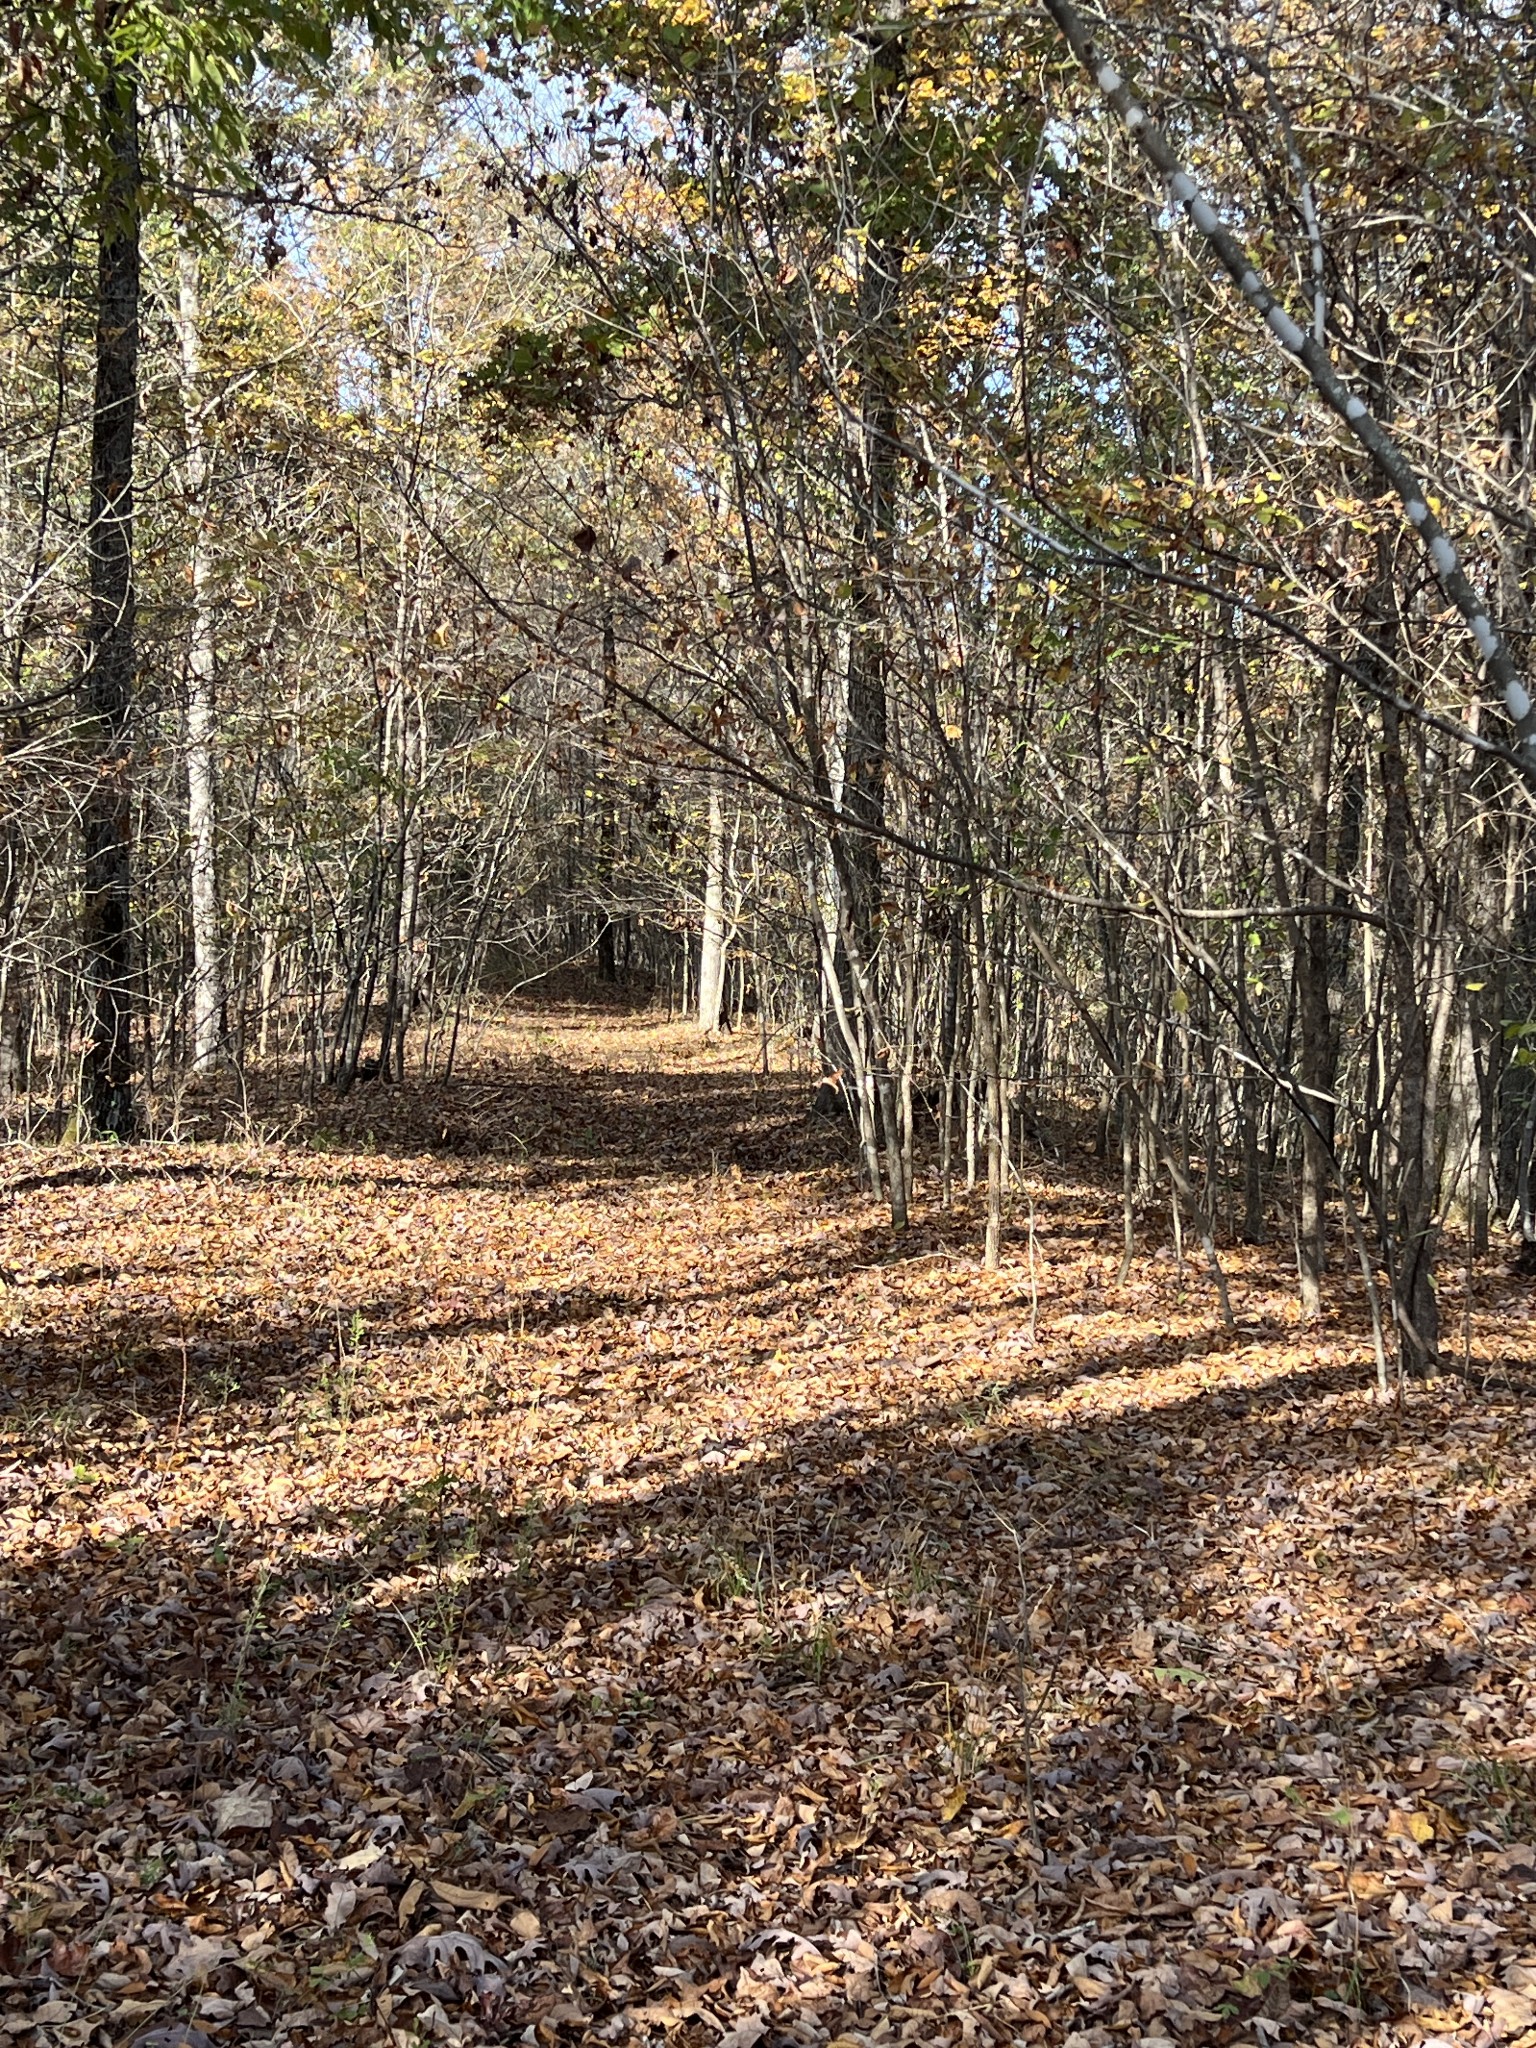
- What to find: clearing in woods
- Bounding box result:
[2,1001,1535,2048]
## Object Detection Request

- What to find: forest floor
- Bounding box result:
[3,999,1536,2048]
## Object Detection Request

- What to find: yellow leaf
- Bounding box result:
[940,1787,968,1821]
[1386,1808,1435,1846]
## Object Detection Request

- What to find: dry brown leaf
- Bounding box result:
[429,1879,507,1912]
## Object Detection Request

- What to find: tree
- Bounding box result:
[172,228,225,1073]
[10,0,452,1133]
[79,22,139,1136]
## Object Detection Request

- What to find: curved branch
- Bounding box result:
[1041,0,1536,762]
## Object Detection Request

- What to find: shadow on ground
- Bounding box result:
[3,1022,1533,2048]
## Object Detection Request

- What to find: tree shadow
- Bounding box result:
[4,1040,1531,2044]
[0,1177,1244,1437]
[4,1305,1531,2044]
[29,1056,854,1191]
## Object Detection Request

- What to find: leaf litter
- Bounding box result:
[1,1005,1535,2048]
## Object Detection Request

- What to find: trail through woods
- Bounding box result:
[3,1003,1536,2048]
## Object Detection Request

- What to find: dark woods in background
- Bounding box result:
[3,0,1536,1379]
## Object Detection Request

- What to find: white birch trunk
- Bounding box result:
[1043,0,1536,765]
[174,242,223,1071]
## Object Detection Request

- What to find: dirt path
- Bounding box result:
[2,1006,1534,2048]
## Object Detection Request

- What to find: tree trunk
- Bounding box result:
[80,45,140,1139]
[835,5,905,1222]
[697,772,728,1034]
[1381,687,1440,1373]
[1296,652,1342,1314]
[174,240,224,1073]
[972,888,1004,1270]
[596,607,622,982]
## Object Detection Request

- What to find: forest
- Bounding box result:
[2,2,1536,2046]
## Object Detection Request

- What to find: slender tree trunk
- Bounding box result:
[972,889,1004,1270]
[1119,1088,1137,1280]
[395,711,424,1079]
[698,771,728,1033]
[831,3,906,1224]
[596,606,621,982]
[1381,688,1440,1372]
[1296,653,1342,1313]
[81,45,140,1138]
[380,695,424,1083]
[840,18,903,981]
[1233,924,1266,1242]
[174,241,224,1073]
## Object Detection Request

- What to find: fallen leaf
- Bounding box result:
[430,1878,506,1911]
[323,1881,358,1931]
[211,1785,273,1836]
[1386,1808,1436,1846]
[1486,1988,1536,2041]
[165,1936,232,1985]
[717,2021,767,2048]
[333,1845,381,1871]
